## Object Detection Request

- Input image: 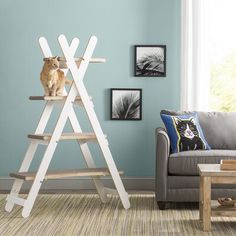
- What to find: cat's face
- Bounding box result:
[45,56,60,70]
[173,117,199,139]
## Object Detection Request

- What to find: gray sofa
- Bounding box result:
[155,110,236,209]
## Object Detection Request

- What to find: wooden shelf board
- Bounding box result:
[44,56,106,63]
[212,205,236,217]
[43,57,105,69]
[10,168,124,181]
[221,160,236,164]
[29,96,83,101]
[28,132,97,141]
[220,160,236,170]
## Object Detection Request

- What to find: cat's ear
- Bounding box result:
[173,117,181,125]
[55,56,59,61]
[190,117,196,125]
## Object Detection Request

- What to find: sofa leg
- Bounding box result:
[157,201,166,210]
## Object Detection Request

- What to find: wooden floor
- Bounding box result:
[1,194,236,236]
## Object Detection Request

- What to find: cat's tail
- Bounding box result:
[65,78,73,85]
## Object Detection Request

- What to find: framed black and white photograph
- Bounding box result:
[111,88,142,120]
[134,45,166,77]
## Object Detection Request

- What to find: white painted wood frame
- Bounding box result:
[5,35,130,218]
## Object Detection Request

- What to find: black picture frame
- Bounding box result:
[134,45,166,77]
[110,88,142,120]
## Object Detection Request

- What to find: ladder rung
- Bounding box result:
[10,168,124,181]
[29,96,92,102]
[6,195,26,206]
[28,132,97,141]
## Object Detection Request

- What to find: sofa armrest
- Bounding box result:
[155,127,170,201]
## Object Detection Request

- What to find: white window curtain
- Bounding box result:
[181,0,210,111]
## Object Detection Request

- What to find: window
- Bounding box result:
[209,0,236,111]
[181,0,236,111]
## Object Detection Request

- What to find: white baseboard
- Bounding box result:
[0,177,155,192]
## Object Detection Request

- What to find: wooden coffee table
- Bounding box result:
[198,164,236,231]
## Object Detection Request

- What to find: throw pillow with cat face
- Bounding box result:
[173,117,205,152]
[161,113,211,153]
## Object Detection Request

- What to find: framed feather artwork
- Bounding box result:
[110,88,142,120]
[134,45,166,77]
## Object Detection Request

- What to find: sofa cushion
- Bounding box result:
[161,113,210,153]
[169,150,236,175]
[161,110,236,150]
[197,112,236,149]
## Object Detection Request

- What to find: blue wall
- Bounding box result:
[0,0,180,177]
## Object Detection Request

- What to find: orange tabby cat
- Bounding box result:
[40,56,72,96]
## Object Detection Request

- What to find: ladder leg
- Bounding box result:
[23,90,75,217]
[79,142,109,203]
[22,142,57,218]
[80,143,108,202]
[51,36,108,203]
[5,103,54,212]
[77,89,130,208]
[101,147,130,209]
[68,110,108,203]
[74,90,130,208]
[5,141,38,212]
[59,35,130,209]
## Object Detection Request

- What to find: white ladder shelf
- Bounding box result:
[5,35,130,218]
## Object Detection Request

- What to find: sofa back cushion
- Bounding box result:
[161,110,236,149]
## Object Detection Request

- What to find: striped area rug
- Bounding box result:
[0,194,236,236]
